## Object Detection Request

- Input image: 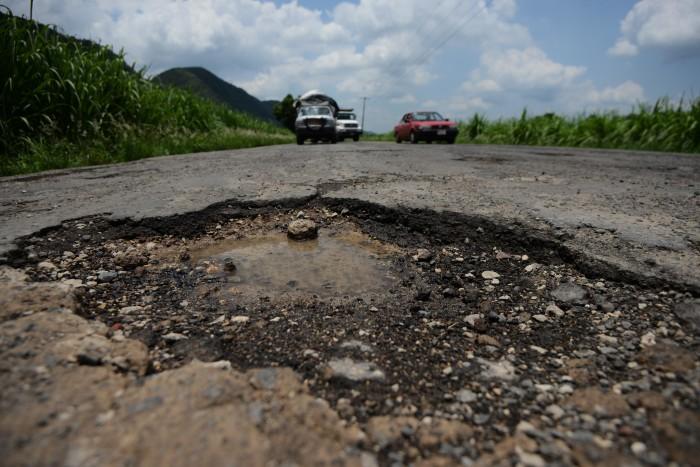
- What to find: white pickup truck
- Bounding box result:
[336,109,362,142]
[294,90,339,145]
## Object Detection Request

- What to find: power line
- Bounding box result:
[371,0,490,96]
[383,0,468,77]
[411,0,489,69]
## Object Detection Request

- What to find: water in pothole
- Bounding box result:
[191,230,398,297]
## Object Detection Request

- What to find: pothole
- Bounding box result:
[11,199,700,466]
[188,230,398,299]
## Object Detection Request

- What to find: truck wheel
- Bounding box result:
[296,135,304,145]
[331,135,337,144]
[410,131,418,144]
[353,135,359,142]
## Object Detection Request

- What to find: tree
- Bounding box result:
[273,94,297,132]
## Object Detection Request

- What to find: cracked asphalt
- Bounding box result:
[1,142,698,291]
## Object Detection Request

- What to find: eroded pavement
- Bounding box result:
[1,143,699,466]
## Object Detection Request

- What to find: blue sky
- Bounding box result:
[8,0,700,132]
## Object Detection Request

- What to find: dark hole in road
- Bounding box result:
[12,199,699,465]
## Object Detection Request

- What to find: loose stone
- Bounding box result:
[287,219,319,240]
[551,283,587,303]
[324,358,385,383]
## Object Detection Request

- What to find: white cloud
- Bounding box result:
[458,47,644,114]
[609,0,700,57]
[390,94,417,104]
[585,81,645,105]
[608,39,639,57]
[462,47,585,96]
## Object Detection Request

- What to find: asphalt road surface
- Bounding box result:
[1,142,698,291]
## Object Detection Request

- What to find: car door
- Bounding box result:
[398,114,411,139]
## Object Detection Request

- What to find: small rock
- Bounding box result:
[231,316,250,324]
[551,283,587,304]
[518,451,545,467]
[464,314,481,327]
[163,332,188,342]
[324,358,385,383]
[37,261,57,271]
[481,271,500,280]
[114,252,147,269]
[340,340,374,353]
[63,279,84,288]
[287,219,319,240]
[545,304,564,317]
[631,441,646,456]
[546,404,565,420]
[477,335,500,347]
[558,384,574,395]
[222,257,237,272]
[97,271,118,283]
[413,248,433,262]
[532,314,548,323]
[456,389,477,403]
[303,349,320,359]
[524,263,541,273]
[640,332,656,348]
[478,358,516,381]
[119,306,144,315]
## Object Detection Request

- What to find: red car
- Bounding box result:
[394,111,458,144]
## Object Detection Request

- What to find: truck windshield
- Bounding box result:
[299,106,331,116]
[338,113,356,120]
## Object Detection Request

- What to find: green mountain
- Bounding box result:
[153,67,278,124]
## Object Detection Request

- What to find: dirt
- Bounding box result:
[2,198,699,466]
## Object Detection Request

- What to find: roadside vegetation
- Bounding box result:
[368,100,700,154]
[0,11,292,176]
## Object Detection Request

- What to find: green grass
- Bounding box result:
[0,10,292,176]
[366,100,700,154]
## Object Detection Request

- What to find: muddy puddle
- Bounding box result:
[190,230,398,297]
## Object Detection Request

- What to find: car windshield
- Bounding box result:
[413,112,444,121]
[299,106,331,116]
[338,113,356,120]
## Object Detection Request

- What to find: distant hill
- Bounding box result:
[153,67,279,124]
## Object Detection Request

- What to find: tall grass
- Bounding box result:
[0,10,291,176]
[455,100,700,153]
[366,99,700,154]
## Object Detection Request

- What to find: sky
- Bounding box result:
[7,0,700,132]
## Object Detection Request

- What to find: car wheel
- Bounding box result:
[296,135,304,145]
[331,134,337,144]
[353,135,359,142]
[395,132,401,143]
[410,131,418,144]
[447,137,456,144]
[426,140,432,144]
